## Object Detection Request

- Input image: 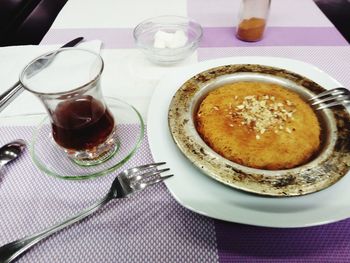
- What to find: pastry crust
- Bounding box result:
[195,82,321,170]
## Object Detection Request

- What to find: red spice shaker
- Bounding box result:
[236,0,271,42]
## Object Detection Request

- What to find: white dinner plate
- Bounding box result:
[147,56,350,228]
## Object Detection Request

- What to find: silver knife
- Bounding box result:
[0,37,84,113]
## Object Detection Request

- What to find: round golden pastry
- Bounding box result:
[195,82,321,170]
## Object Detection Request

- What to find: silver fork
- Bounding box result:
[0,162,172,263]
[309,87,350,110]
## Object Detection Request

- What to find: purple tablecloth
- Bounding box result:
[1,125,219,262]
[2,0,350,262]
[1,125,350,262]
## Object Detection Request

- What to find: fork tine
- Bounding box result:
[126,162,166,174]
[142,174,174,187]
[316,100,350,110]
[309,88,348,101]
[311,94,350,106]
[130,168,170,180]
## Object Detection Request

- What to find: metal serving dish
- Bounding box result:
[168,64,350,196]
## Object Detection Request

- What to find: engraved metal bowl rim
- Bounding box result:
[168,64,350,197]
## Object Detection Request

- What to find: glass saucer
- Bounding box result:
[30,97,144,180]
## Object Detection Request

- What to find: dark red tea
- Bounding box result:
[52,95,115,150]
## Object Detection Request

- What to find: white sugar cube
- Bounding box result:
[169,30,188,48]
[154,30,173,43]
[153,37,166,48]
[153,29,188,49]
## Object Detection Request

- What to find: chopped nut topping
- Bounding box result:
[233,95,296,139]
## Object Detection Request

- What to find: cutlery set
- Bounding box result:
[0,37,172,262]
[0,37,349,263]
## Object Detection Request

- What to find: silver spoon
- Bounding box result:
[0,139,26,169]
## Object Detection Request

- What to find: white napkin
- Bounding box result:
[0,40,102,117]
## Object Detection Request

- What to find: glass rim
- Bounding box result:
[19,48,104,96]
[133,15,203,49]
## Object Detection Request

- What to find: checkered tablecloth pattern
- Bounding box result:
[0,125,219,263]
[2,0,350,262]
[2,124,350,262]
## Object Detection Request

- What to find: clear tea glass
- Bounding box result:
[20,48,118,166]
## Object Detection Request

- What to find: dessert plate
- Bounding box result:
[168,64,350,196]
[148,56,350,228]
